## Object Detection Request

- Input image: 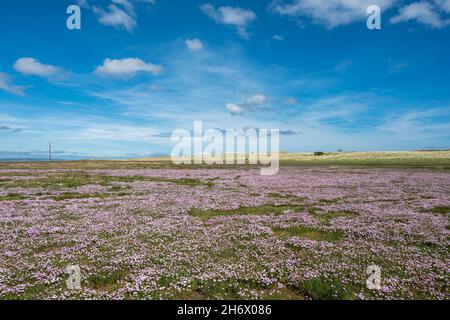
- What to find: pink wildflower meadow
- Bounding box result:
[0,167,448,299]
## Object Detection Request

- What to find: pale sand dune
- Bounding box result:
[131,150,450,163]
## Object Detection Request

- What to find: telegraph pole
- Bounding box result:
[49,142,52,162]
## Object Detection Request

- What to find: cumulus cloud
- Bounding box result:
[0,72,25,96]
[391,1,448,28]
[246,94,267,105]
[185,38,204,51]
[269,0,397,28]
[225,103,244,115]
[226,94,268,115]
[13,58,59,78]
[200,4,257,38]
[95,58,163,78]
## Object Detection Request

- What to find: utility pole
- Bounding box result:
[49,142,52,162]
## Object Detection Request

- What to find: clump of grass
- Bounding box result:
[300,277,348,300]
[189,204,305,221]
[87,269,129,291]
[189,279,267,300]
[108,185,131,192]
[312,210,358,225]
[426,206,450,215]
[272,226,343,242]
[33,241,76,254]
[0,193,27,201]
[267,193,304,200]
[316,198,341,205]
[51,193,109,201]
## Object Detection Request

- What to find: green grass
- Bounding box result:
[426,206,450,215]
[189,204,305,221]
[33,241,76,254]
[187,279,267,300]
[312,210,358,225]
[272,226,344,242]
[51,192,108,201]
[300,277,351,300]
[267,193,304,200]
[0,172,213,190]
[0,193,27,201]
[87,269,129,292]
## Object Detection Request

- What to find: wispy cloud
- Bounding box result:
[434,0,450,13]
[391,1,449,28]
[269,0,397,28]
[0,72,26,96]
[93,4,136,32]
[88,0,157,33]
[377,107,450,136]
[0,125,22,133]
[200,4,257,38]
[334,60,352,72]
[387,58,409,74]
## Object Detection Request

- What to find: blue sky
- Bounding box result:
[0,0,449,159]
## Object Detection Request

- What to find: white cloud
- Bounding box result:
[185,38,204,51]
[200,4,257,38]
[77,0,90,8]
[95,58,163,78]
[93,3,137,32]
[391,2,448,28]
[270,0,397,28]
[272,34,284,40]
[225,94,268,115]
[13,58,59,78]
[247,94,267,105]
[112,0,135,15]
[434,0,450,13]
[83,0,157,32]
[225,103,244,114]
[0,72,25,96]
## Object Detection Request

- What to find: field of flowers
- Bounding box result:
[0,163,449,300]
